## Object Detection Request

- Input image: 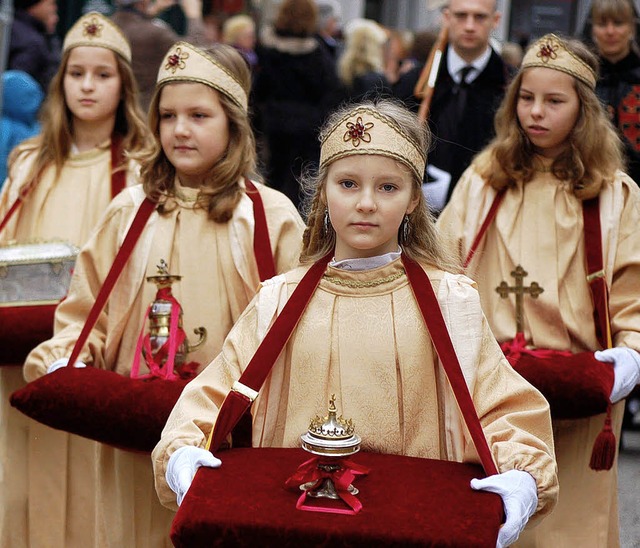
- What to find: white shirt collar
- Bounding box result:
[329,249,402,271]
[447,45,492,84]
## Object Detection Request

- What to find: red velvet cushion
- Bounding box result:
[10,366,188,452]
[507,350,614,419]
[172,448,503,547]
[0,304,56,364]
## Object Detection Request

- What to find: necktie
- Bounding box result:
[455,66,473,121]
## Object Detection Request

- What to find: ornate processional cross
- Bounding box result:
[495,265,544,333]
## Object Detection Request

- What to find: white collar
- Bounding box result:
[447,45,492,84]
[330,249,402,271]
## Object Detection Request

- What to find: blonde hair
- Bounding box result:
[300,99,456,270]
[222,14,255,46]
[10,47,150,186]
[140,44,258,223]
[338,19,388,87]
[482,37,624,199]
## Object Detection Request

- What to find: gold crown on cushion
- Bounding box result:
[521,33,596,89]
[62,12,131,62]
[319,106,426,180]
[156,42,248,111]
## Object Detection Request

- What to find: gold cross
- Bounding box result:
[495,265,544,333]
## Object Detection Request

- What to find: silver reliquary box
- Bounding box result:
[0,241,78,305]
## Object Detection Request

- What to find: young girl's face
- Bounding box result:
[592,16,634,63]
[159,82,230,188]
[325,155,418,261]
[63,46,122,126]
[516,67,580,159]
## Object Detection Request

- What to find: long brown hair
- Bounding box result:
[139,44,258,223]
[9,48,150,185]
[483,37,624,199]
[299,99,457,271]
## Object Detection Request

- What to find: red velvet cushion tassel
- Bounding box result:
[589,402,616,471]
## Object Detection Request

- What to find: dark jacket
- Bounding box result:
[342,71,392,104]
[253,26,341,136]
[597,50,640,185]
[9,10,61,93]
[393,46,510,205]
[253,26,341,207]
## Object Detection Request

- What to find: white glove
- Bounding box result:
[166,446,221,506]
[470,469,538,548]
[595,347,640,404]
[47,357,87,374]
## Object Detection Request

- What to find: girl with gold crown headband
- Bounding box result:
[152,99,558,548]
[438,34,640,546]
[19,41,304,546]
[0,11,150,548]
[589,0,640,187]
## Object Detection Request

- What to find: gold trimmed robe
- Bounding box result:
[152,259,558,529]
[437,153,640,547]
[24,181,304,547]
[0,141,138,548]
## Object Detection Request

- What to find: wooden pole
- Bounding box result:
[414,26,448,124]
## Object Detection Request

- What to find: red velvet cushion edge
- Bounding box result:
[171,447,503,547]
[10,366,188,452]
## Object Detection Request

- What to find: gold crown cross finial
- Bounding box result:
[328,394,337,413]
[156,259,170,276]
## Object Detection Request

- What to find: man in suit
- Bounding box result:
[394,0,510,212]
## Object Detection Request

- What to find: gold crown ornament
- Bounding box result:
[156,41,248,111]
[300,394,361,457]
[521,33,596,89]
[62,12,131,62]
[319,106,426,181]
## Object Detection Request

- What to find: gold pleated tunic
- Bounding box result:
[24,182,303,547]
[437,152,640,547]
[152,259,559,529]
[0,141,138,548]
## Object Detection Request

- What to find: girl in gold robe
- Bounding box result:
[23,42,304,547]
[437,34,640,547]
[153,99,559,548]
[0,13,149,548]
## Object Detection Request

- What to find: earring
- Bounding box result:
[323,209,331,234]
[400,215,410,245]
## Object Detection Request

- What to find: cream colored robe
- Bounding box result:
[437,153,640,547]
[24,182,304,547]
[152,259,559,529]
[0,141,138,548]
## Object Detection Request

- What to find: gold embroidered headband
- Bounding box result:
[156,42,248,111]
[63,12,131,63]
[521,33,596,89]
[319,106,426,180]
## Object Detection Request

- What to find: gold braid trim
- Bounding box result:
[156,42,248,111]
[521,33,596,89]
[319,107,426,180]
[322,270,405,288]
[63,12,131,62]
